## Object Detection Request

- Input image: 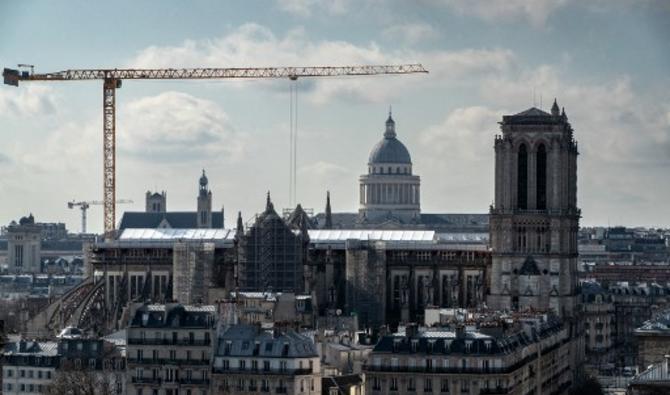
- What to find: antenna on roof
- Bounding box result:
[532,88,536,107]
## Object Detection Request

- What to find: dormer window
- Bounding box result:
[411,339,418,353]
[465,341,472,353]
[392,339,401,353]
[427,340,435,354]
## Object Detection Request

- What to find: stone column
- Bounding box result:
[528,149,537,210]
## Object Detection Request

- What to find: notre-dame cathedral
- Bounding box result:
[488,99,580,318]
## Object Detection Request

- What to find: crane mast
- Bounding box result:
[4,64,428,238]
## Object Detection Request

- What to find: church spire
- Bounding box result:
[551,98,560,116]
[236,211,244,236]
[384,107,396,139]
[265,191,274,211]
[324,191,333,229]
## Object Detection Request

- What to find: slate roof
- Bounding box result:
[373,320,564,356]
[4,340,59,356]
[118,211,224,230]
[502,107,569,125]
[130,304,216,328]
[312,212,488,232]
[216,324,318,358]
[637,310,670,333]
[514,107,551,117]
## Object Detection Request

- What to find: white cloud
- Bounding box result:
[435,0,570,28]
[127,23,515,104]
[299,160,349,178]
[118,91,246,162]
[0,84,56,117]
[277,0,351,17]
[383,22,438,44]
[421,106,502,160]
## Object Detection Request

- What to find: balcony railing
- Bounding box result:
[212,367,313,375]
[128,338,212,346]
[127,358,210,366]
[131,377,162,385]
[177,378,210,385]
[364,365,514,375]
[480,387,512,395]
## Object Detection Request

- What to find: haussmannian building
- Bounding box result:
[364,315,573,395]
[212,324,321,395]
[125,303,216,395]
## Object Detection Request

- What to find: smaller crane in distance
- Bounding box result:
[68,199,133,234]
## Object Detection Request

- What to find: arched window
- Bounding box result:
[536,144,547,210]
[517,144,528,209]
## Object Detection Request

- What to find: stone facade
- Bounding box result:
[145,191,167,213]
[488,103,580,318]
[635,311,670,371]
[582,282,616,365]
[365,316,574,395]
[6,214,42,274]
[125,303,216,395]
[212,324,321,395]
[197,170,213,228]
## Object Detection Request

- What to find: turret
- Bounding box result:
[551,98,560,117]
[324,191,333,229]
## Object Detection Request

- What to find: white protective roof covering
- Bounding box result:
[119,228,235,241]
[308,229,435,242]
[435,232,489,243]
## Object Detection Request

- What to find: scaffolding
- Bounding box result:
[173,242,215,304]
[240,209,307,293]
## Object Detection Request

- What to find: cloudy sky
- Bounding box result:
[1,0,669,233]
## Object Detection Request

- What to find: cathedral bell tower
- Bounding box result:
[488,100,580,318]
[197,169,212,228]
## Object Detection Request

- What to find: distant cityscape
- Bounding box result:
[1,105,669,395]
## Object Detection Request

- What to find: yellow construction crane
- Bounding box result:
[68,199,133,234]
[3,64,428,237]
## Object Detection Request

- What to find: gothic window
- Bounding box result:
[517,144,528,209]
[536,144,547,210]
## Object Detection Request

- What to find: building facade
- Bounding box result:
[581,282,616,365]
[119,171,224,231]
[126,303,216,395]
[6,214,42,274]
[635,310,670,372]
[146,191,167,213]
[212,324,321,395]
[488,102,580,318]
[359,112,421,224]
[2,340,58,394]
[364,315,574,395]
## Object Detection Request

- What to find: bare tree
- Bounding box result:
[44,368,120,395]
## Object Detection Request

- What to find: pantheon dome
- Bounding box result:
[359,112,421,224]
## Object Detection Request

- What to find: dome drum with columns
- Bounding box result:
[359,111,421,224]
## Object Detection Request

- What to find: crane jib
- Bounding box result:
[3,63,428,237]
[4,64,427,84]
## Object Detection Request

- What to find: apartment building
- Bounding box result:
[365,315,575,395]
[212,324,321,394]
[126,303,216,395]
